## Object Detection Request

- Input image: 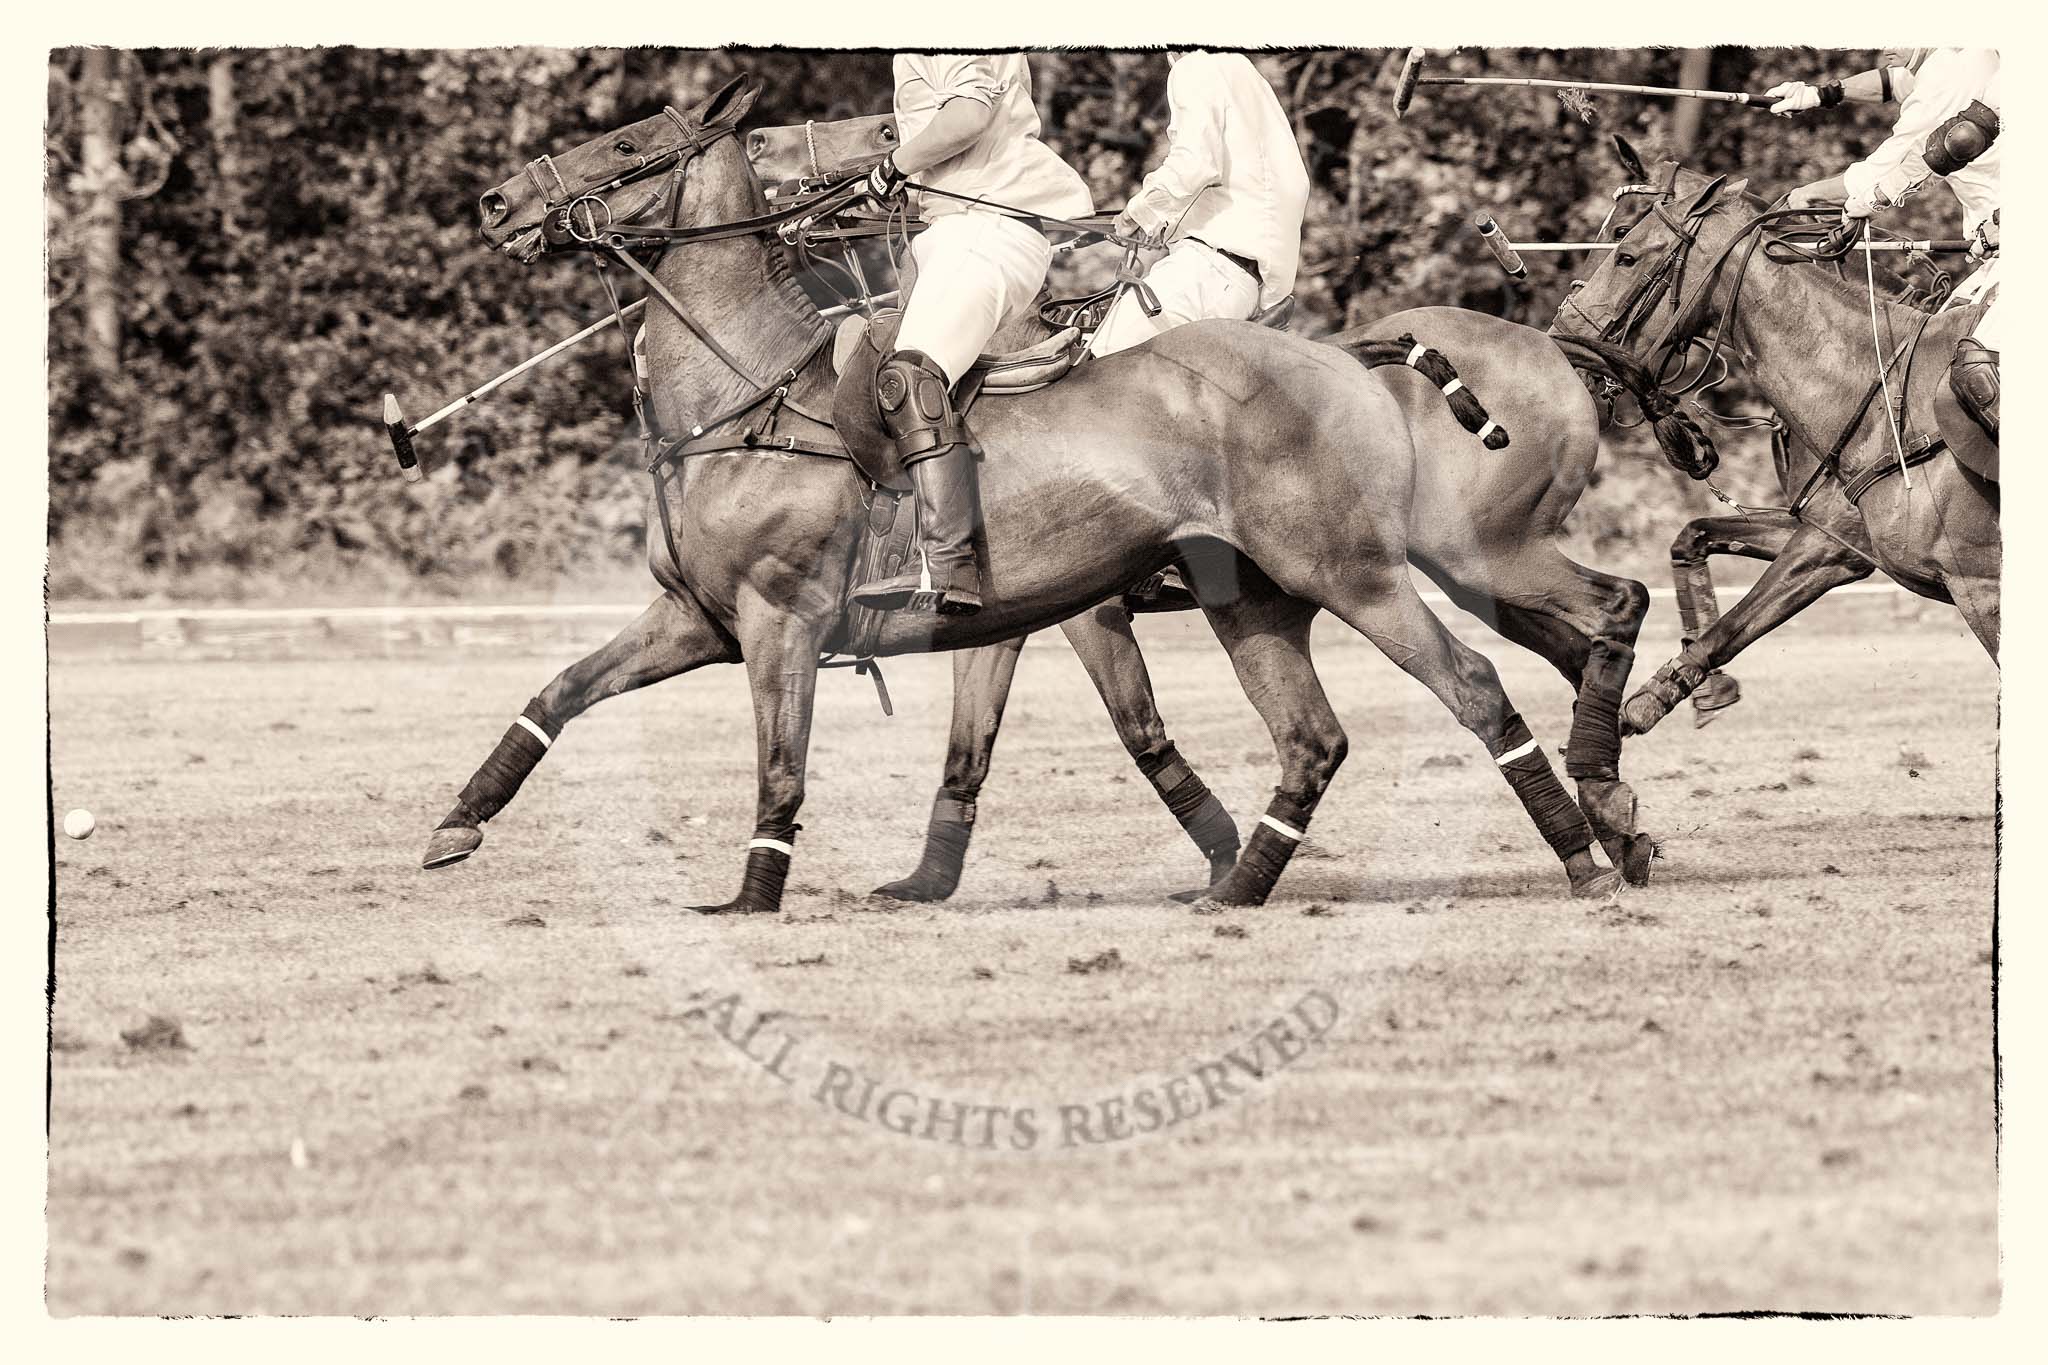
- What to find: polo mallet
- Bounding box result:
[1473,211,1969,277]
[1395,48,1775,121]
[382,291,900,481]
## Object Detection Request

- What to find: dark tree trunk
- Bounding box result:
[79,46,123,378]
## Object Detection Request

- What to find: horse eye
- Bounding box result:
[1616,250,1637,267]
[615,140,637,156]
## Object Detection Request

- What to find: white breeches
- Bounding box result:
[895,211,1056,385]
[1946,256,2004,350]
[1090,238,1261,358]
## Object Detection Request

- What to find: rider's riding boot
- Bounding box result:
[1951,336,2000,439]
[853,350,984,614]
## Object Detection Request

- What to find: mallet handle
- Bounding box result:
[1424,75,1768,106]
[1504,239,1971,254]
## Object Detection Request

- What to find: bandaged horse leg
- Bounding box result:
[872,637,1025,902]
[1187,582,1342,908]
[691,609,829,916]
[1566,639,1655,885]
[1625,517,1873,735]
[1061,602,1239,888]
[1641,513,1802,732]
[1316,569,1613,898]
[423,592,739,870]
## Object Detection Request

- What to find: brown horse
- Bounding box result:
[1550,164,1998,671]
[873,308,1667,903]
[425,76,1621,909]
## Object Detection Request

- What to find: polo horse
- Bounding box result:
[1550,162,1998,683]
[424,76,1623,909]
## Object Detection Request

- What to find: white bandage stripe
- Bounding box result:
[1405,343,1428,368]
[1476,419,1500,442]
[1495,737,1540,765]
[749,837,795,856]
[1259,814,1306,842]
[515,716,553,749]
[1440,377,1464,397]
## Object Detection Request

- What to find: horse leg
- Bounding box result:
[871,637,1027,902]
[1654,513,1801,731]
[1180,575,1344,908]
[1063,602,1241,890]
[423,591,739,869]
[690,607,830,916]
[1316,571,1617,899]
[1418,549,1656,885]
[1623,520,1873,735]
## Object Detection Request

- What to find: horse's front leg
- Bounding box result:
[1625,517,1872,735]
[691,607,831,916]
[871,636,1027,902]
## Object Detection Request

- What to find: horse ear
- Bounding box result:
[1611,134,1648,182]
[696,74,761,129]
[1681,173,1728,218]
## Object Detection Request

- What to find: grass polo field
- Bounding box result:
[47,590,1996,1314]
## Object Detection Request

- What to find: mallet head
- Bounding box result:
[1393,48,1427,119]
[1473,212,1528,281]
[384,393,423,483]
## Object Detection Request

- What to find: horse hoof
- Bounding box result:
[1621,834,1659,887]
[422,824,482,870]
[870,875,955,903]
[1620,690,1667,736]
[688,898,780,916]
[1570,867,1625,899]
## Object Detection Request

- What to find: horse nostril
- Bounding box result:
[480,192,508,226]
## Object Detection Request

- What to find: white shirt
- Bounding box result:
[1843,47,2000,237]
[892,54,1093,225]
[1121,51,1311,308]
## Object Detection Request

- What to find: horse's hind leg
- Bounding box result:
[1319,571,1617,899]
[872,637,1027,902]
[1187,574,1344,907]
[423,591,739,869]
[1063,603,1240,888]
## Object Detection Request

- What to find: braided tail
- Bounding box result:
[1549,333,1720,480]
[1346,334,1511,449]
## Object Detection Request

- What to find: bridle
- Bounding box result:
[1562,171,1952,551]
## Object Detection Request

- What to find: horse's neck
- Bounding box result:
[1727,260,1918,464]
[642,234,835,435]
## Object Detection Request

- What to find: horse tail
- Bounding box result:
[1549,334,1720,481]
[1344,334,1510,450]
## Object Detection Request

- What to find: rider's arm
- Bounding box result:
[1842,51,1994,212]
[1120,55,1228,236]
[891,56,1003,176]
[1767,62,1912,114]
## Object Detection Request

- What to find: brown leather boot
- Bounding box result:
[1951,336,1999,439]
[853,350,984,614]
[853,445,984,613]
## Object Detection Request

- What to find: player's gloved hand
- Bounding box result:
[1113,208,1165,250]
[1841,193,1875,222]
[865,154,908,205]
[1766,81,1822,115]
[1971,211,1999,261]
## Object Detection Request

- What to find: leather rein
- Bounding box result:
[1565,180,1945,528]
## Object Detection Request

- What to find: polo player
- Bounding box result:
[1781,48,2001,440]
[850,53,1094,615]
[1091,50,1310,357]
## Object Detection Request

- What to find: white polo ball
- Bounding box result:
[63,809,95,840]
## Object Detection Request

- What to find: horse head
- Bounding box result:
[478,75,764,263]
[1552,163,1750,362]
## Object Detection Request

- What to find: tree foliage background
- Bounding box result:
[45,46,1961,602]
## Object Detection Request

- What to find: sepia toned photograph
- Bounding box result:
[44,37,2001,1318]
